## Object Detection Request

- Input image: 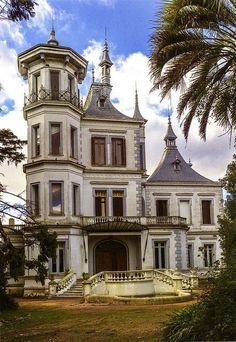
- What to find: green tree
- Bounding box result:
[150,0,236,140]
[0,0,37,21]
[0,131,57,311]
[0,129,26,165]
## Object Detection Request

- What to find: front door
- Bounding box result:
[95,240,127,273]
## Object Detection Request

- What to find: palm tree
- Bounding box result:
[150,0,236,140]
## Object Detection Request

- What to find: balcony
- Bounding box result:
[81,216,187,232]
[24,87,81,108]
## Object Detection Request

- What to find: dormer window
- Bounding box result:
[173,156,181,171]
[98,96,106,107]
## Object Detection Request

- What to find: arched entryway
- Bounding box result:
[95,240,128,273]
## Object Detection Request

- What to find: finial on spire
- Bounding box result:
[47,18,59,46]
[188,158,193,167]
[91,63,95,83]
[164,115,177,147]
[99,28,113,84]
[133,83,146,121]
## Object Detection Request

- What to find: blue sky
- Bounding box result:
[0,0,234,197]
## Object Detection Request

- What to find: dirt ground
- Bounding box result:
[1,298,196,342]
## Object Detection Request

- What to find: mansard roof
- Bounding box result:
[148,119,215,184]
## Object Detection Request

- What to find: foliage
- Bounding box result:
[0,129,26,165]
[162,155,236,341]
[150,0,236,140]
[0,0,37,22]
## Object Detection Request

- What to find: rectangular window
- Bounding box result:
[72,184,80,216]
[50,182,63,215]
[202,200,212,224]
[187,244,194,268]
[95,190,107,216]
[50,123,61,155]
[51,242,66,273]
[32,124,40,157]
[204,244,214,267]
[31,183,40,216]
[68,76,73,100]
[112,138,126,166]
[34,73,40,100]
[179,200,191,224]
[70,126,77,158]
[154,241,167,268]
[113,190,124,216]
[156,200,168,216]
[92,137,106,166]
[50,71,59,100]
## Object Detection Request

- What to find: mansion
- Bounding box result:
[13,30,222,295]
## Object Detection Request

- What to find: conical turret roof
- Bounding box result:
[133,88,146,121]
[148,118,214,183]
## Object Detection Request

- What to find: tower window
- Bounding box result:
[91,137,106,166]
[32,124,40,157]
[50,123,62,155]
[51,242,66,273]
[33,73,40,100]
[95,190,107,216]
[111,138,126,166]
[140,143,145,170]
[70,126,77,158]
[187,244,194,268]
[31,183,40,216]
[156,200,168,216]
[50,182,63,215]
[68,76,73,100]
[50,71,59,100]
[72,184,80,216]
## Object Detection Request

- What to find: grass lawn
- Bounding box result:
[0,298,195,342]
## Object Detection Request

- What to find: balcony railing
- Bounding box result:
[24,87,81,108]
[81,216,187,227]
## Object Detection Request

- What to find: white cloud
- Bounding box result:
[27,0,53,34]
[73,0,116,7]
[0,21,24,46]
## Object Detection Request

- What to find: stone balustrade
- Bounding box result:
[83,269,194,298]
[49,271,77,296]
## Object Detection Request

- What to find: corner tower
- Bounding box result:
[18,30,88,223]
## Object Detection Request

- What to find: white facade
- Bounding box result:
[16,31,223,291]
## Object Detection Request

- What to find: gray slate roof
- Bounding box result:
[148,120,214,184]
[84,83,136,121]
[148,147,214,183]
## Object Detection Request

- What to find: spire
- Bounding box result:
[164,116,177,147]
[47,21,59,46]
[99,30,113,84]
[133,85,145,121]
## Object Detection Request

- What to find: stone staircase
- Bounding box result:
[59,279,84,298]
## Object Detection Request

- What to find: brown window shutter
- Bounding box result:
[91,137,95,165]
[122,139,126,165]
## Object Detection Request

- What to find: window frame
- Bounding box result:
[49,181,64,216]
[201,199,214,225]
[179,199,192,224]
[156,199,169,217]
[49,122,63,156]
[72,183,80,216]
[112,189,126,217]
[50,240,67,274]
[50,70,60,100]
[30,182,40,217]
[187,243,194,268]
[203,243,215,267]
[91,136,106,166]
[153,239,169,269]
[94,189,108,216]
[111,137,126,166]
[32,124,40,157]
[70,125,78,159]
